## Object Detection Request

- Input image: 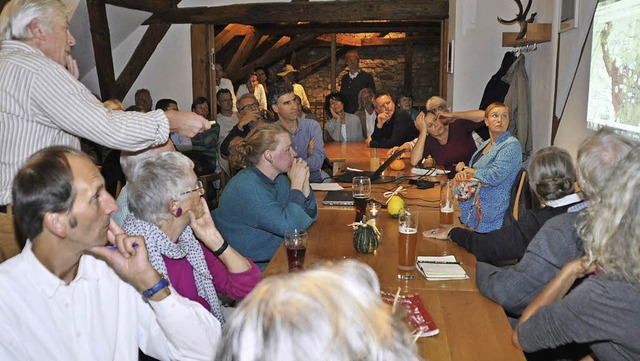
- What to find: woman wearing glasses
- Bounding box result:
[453,102,521,233]
[123,152,261,325]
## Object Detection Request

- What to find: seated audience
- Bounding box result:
[213,124,318,270]
[123,152,261,324]
[513,147,640,361]
[397,92,419,120]
[219,93,265,158]
[216,260,421,361]
[188,97,220,175]
[368,92,418,148]
[255,66,270,97]
[134,88,153,112]
[112,140,176,226]
[278,64,310,111]
[354,87,377,138]
[323,92,364,142]
[214,63,237,111]
[215,89,239,176]
[454,102,521,232]
[236,71,268,111]
[156,99,191,152]
[0,146,220,359]
[271,83,327,183]
[427,146,582,263]
[476,128,637,320]
[409,109,484,174]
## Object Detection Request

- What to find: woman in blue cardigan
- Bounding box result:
[213,124,318,270]
[453,103,521,233]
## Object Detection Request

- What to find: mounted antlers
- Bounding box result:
[498,0,537,40]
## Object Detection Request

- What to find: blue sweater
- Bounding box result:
[459,131,521,232]
[212,168,318,270]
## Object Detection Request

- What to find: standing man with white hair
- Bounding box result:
[0,0,210,209]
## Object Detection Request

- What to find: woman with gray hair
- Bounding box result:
[426,146,582,263]
[123,152,261,325]
[217,260,421,361]
[513,147,640,360]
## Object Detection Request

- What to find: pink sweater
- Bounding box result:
[163,242,261,311]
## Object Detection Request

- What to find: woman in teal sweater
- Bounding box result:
[213,124,318,270]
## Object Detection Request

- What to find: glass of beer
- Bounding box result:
[397,209,418,280]
[439,180,454,226]
[370,147,381,170]
[284,229,307,272]
[352,176,371,222]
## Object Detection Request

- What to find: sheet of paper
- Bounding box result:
[310,183,344,191]
[411,167,451,176]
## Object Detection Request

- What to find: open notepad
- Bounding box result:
[416,255,469,281]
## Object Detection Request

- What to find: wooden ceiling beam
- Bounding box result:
[105,0,174,12]
[225,27,261,80]
[254,22,441,36]
[233,33,320,83]
[297,47,349,80]
[214,24,252,54]
[316,34,361,47]
[143,0,448,25]
[87,0,116,100]
[114,23,172,100]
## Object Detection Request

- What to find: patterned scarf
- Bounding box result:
[123,214,225,324]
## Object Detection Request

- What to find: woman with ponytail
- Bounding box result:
[213,124,318,270]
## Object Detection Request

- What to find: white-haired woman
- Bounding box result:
[513,147,640,360]
[426,146,582,263]
[216,260,422,361]
[123,152,261,325]
[213,123,318,270]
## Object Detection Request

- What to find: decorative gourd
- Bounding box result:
[389,159,406,171]
[353,219,380,253]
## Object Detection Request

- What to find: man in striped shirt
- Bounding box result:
[0,0,211,207]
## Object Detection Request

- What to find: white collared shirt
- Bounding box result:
[0,242,221,360]
[545,192,583,208]
[365,109,377,137]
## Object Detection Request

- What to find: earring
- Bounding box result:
[175,207,183,217]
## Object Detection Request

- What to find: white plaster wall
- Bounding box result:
[449,0,558,154]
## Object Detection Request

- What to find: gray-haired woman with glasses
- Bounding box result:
[123,152,261,325]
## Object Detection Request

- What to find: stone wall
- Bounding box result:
[291,43,441,120]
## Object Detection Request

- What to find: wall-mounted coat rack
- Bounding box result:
[503,23,551,47]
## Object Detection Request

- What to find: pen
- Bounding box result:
[418,260,461,265]
[108,242,139,250]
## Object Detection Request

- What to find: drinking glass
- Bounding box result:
[352,176,371,222]
[369,147,381,170]
[284,229,307,272]
[397,209,418,280]
[439,180,454,226]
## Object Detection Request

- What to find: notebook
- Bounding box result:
[416,255,469,281]
[322,190,354,206]
[333,149,405,183]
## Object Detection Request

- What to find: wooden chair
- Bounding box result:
[199,172,226,209]
[0,206,22,263]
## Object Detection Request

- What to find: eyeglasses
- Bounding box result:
[239,102,260,112]
[176,180,204,198]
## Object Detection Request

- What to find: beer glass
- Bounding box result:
[439,180,454,226]
[284,229,307,272]
[352,176,371,222]
[397,209,418,280]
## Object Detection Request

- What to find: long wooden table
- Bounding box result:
[263,142,525,361]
